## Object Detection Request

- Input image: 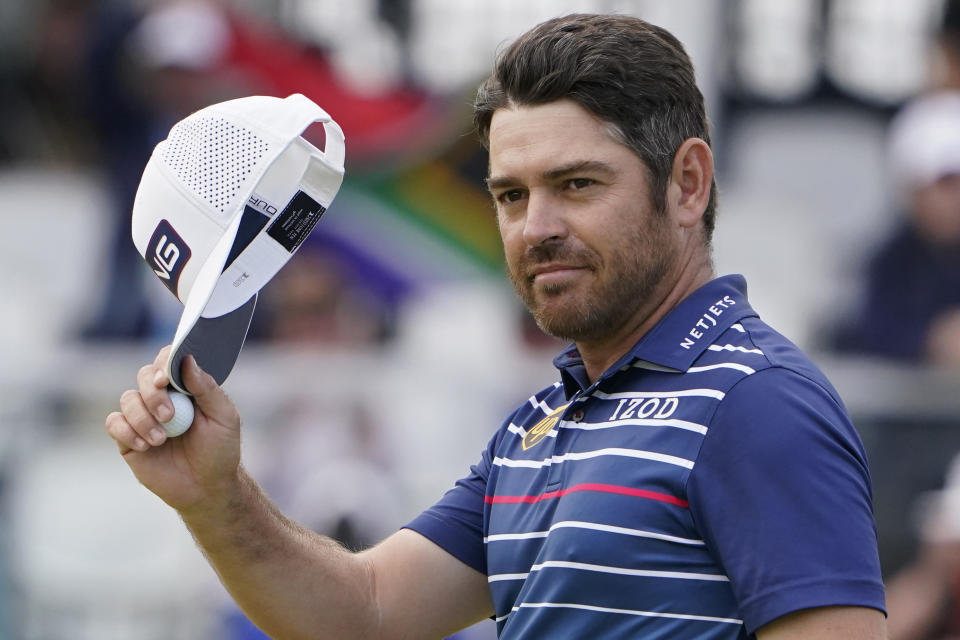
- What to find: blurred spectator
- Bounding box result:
[887,454,960,639]
[831,91,960,365]
[260,246,396,346]
[936,0,960,90]
[75,0,159,341]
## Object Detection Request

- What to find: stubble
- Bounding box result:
[508,220,676,343]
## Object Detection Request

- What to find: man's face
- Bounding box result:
[487,99,679,343]
[911,173,960,245]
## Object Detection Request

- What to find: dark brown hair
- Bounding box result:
[474,13,717,239]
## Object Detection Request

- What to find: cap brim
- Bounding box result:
[164,208,252,394]
[167,293,256,393]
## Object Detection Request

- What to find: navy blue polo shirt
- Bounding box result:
[407,275,885,638]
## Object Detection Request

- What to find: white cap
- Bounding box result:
[132,93,345,393]
[889,91,960,190]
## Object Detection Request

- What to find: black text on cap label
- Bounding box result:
[147,219,192,298]
[267,190,326,253]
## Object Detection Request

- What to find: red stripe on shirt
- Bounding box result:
[485,483,689,507]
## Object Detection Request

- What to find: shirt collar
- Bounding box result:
[552,275,758,393]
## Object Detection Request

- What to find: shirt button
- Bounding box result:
[571,410,585,422]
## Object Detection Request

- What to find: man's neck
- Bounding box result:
[576,258,715,383]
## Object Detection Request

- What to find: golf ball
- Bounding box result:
[162,391,195,437]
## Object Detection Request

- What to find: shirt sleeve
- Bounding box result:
[403,425,506,575]
[686,366,886,634]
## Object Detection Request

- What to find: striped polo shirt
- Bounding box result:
[407,275,885,638]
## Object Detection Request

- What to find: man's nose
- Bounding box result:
[522,191,568,247]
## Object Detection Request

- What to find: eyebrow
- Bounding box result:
[485,160,616,192]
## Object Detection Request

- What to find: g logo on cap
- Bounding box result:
[147,219,192,297]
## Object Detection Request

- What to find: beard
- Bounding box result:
[508,221,676,343]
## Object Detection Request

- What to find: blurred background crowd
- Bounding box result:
[2,0,960,638]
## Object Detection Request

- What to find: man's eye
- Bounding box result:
[568,178,595,190]
[497,190,525,203]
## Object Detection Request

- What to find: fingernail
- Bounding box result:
[149,428,166,445]
[153,370,165,386]
[134,437,148,451]
[156,403,173,422]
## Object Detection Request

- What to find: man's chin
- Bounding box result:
[529,288,573,316]
[530,299,594,342]
[533,314,597,343]
[516,282,603,340]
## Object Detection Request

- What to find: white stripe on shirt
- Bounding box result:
[507,422,559,440]
[511,416,707,439]
[565,417,708,435]
[707,344,763,355]
[493,447,695,470]
[527,396,557,415]
[592,388,726,401]
[488,560,729,583]
[499,601,743,625]
[687,362,756,375]
[484,520,704,546]
[526,383,561,412]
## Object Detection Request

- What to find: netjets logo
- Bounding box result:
[146,220,191,297]
[522,404,569,451]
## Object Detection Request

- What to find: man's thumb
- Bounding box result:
[181,355,233,421]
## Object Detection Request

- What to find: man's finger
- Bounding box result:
[106,410,150,453]
[137,363,174,424]
[119,389,168,447]
[153,345,173,372]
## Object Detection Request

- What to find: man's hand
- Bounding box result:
[105,346,243,512]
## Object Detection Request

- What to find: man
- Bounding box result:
[832,90,960,365]
[106,14,887,639]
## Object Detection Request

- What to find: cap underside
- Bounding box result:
[168,293,257,393]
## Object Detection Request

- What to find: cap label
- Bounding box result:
[147,219,192,297]
[267,190,326,253]
[247,193,279,217]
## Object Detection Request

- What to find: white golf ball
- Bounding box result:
[162,391,195,437]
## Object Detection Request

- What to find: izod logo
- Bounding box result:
[146,219,191,297]
[522,404,569,451]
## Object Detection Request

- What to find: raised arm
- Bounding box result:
[105,348,492,639]
[756,606,887,639]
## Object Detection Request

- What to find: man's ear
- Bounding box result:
[667,137,714,229]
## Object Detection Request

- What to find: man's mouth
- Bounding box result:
[528,263,589,285]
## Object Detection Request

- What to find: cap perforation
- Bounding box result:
[160,116,271,215]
